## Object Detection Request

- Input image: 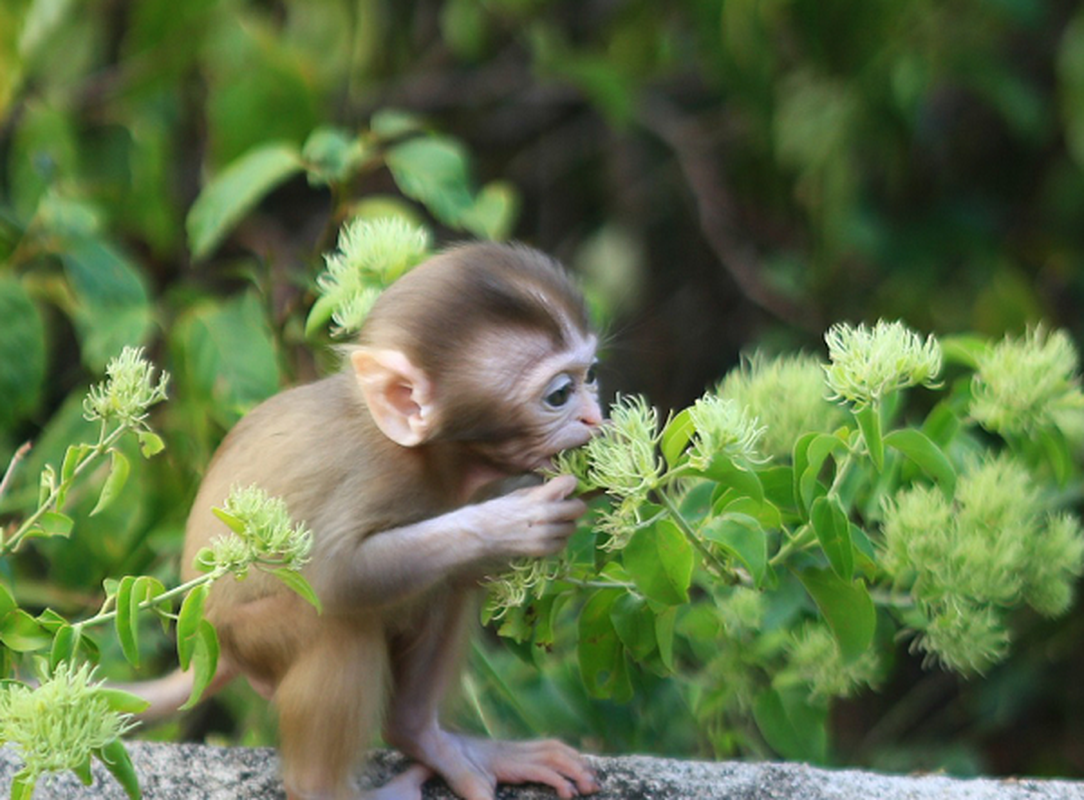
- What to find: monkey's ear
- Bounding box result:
[350,348,435,447]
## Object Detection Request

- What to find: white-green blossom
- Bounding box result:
[881,454,1084,672]
[970,326,1084,437]
[917,599,1009,674]
[784,623,881,700]
[205,484,314,576]
[823,320,941,407]
[484,557,565,620]
[83,346,169,427]
[719,352,843,459]
[687,392,766,471]
[583,395,663,503]
[316,216,431,335]
[0,664,136,783]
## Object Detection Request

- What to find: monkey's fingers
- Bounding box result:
[532,474,579,501]
[489,740,599,798]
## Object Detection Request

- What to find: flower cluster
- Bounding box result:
[783,623,881,701]
[315,216,431,335]
[686,392,766,471]
[484,556,565,620]
[582,395,663,505]
[0,664,136,784]
[970,326,1084,437]
[82,346,169,428]
[823,320,941,408]
[200,484,314,576]
[719,352,843,459]
[881,454,1084,672]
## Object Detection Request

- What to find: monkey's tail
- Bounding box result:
[115,662,237,724]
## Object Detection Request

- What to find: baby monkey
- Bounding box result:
[140,243,602,800]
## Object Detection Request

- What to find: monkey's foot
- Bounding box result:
[408,733,599,800]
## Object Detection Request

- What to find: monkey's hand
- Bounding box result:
[467,474,587,563]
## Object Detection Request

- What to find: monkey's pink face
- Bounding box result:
[476,332,603,472]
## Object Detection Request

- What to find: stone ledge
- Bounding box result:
[3,741,1084,799]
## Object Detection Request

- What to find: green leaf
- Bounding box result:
[0,583,15,617]
[883,428,957,496]
[62,238,153,370]
[699,456,764,505]
[96,739,141,800]
[115,576,166,668]
[1038,427,1073,486]
[577,589,632,701]
[753,688,828,763]
[172,292,282,428]
[370,108,427,140]
[854,404,884,472]
[796,433,847,514]
[660,407,695,468]
[610,594,657,662]
[0,278,46,430]
[186,142,303,261]
[655,606,677,673]
[0,609,51,652]
[136,431,165,458]
[702,513,769,588]
[39,510,74,537]
[211,507,247,535]
[177,583,209,671]
[623,519,694,605]
[10,770,36,800]
[301,126,371,186]
[271,568,323,613]
[49,623,79,669]
[458,180,519,241]
[98,688,151,716]
[810,496,854,580]
[91,449,130,516]
[1058,15,1084,168]
[795,567,876,663]
[181,619,220,710]
[386,135,476,225]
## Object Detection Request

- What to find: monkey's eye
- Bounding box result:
[543,376,575,409]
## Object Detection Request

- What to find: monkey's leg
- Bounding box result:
[276,616,407,800]
[384,590,598,800]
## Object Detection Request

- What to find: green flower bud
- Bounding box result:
[0,664,136,783]
[83,346,169,427]
[207,484,314,576]
[719,352,843,459]
[687,393,766,471]
[316,216,431,335]
[823,320,941,408]
[583,395,662,502]
[785,623,881,700]
[970,326,1084,437]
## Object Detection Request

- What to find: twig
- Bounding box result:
[0,441,32,500]
[637,94,820,331]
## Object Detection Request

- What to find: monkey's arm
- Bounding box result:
[316,475,583,611]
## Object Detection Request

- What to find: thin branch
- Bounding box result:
[637,94,820,331]
[0,441,32,500]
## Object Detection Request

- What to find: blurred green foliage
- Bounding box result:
[4,0,1084,782]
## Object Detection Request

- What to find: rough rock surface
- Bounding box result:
[3,742,1084,799]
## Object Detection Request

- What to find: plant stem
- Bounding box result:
[5,423,130,553]
[769,524,815,567]
[80,573,219,629]
[657,489,734,581]
[0,441,32,501]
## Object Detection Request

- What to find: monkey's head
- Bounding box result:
[350,242,603,473]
